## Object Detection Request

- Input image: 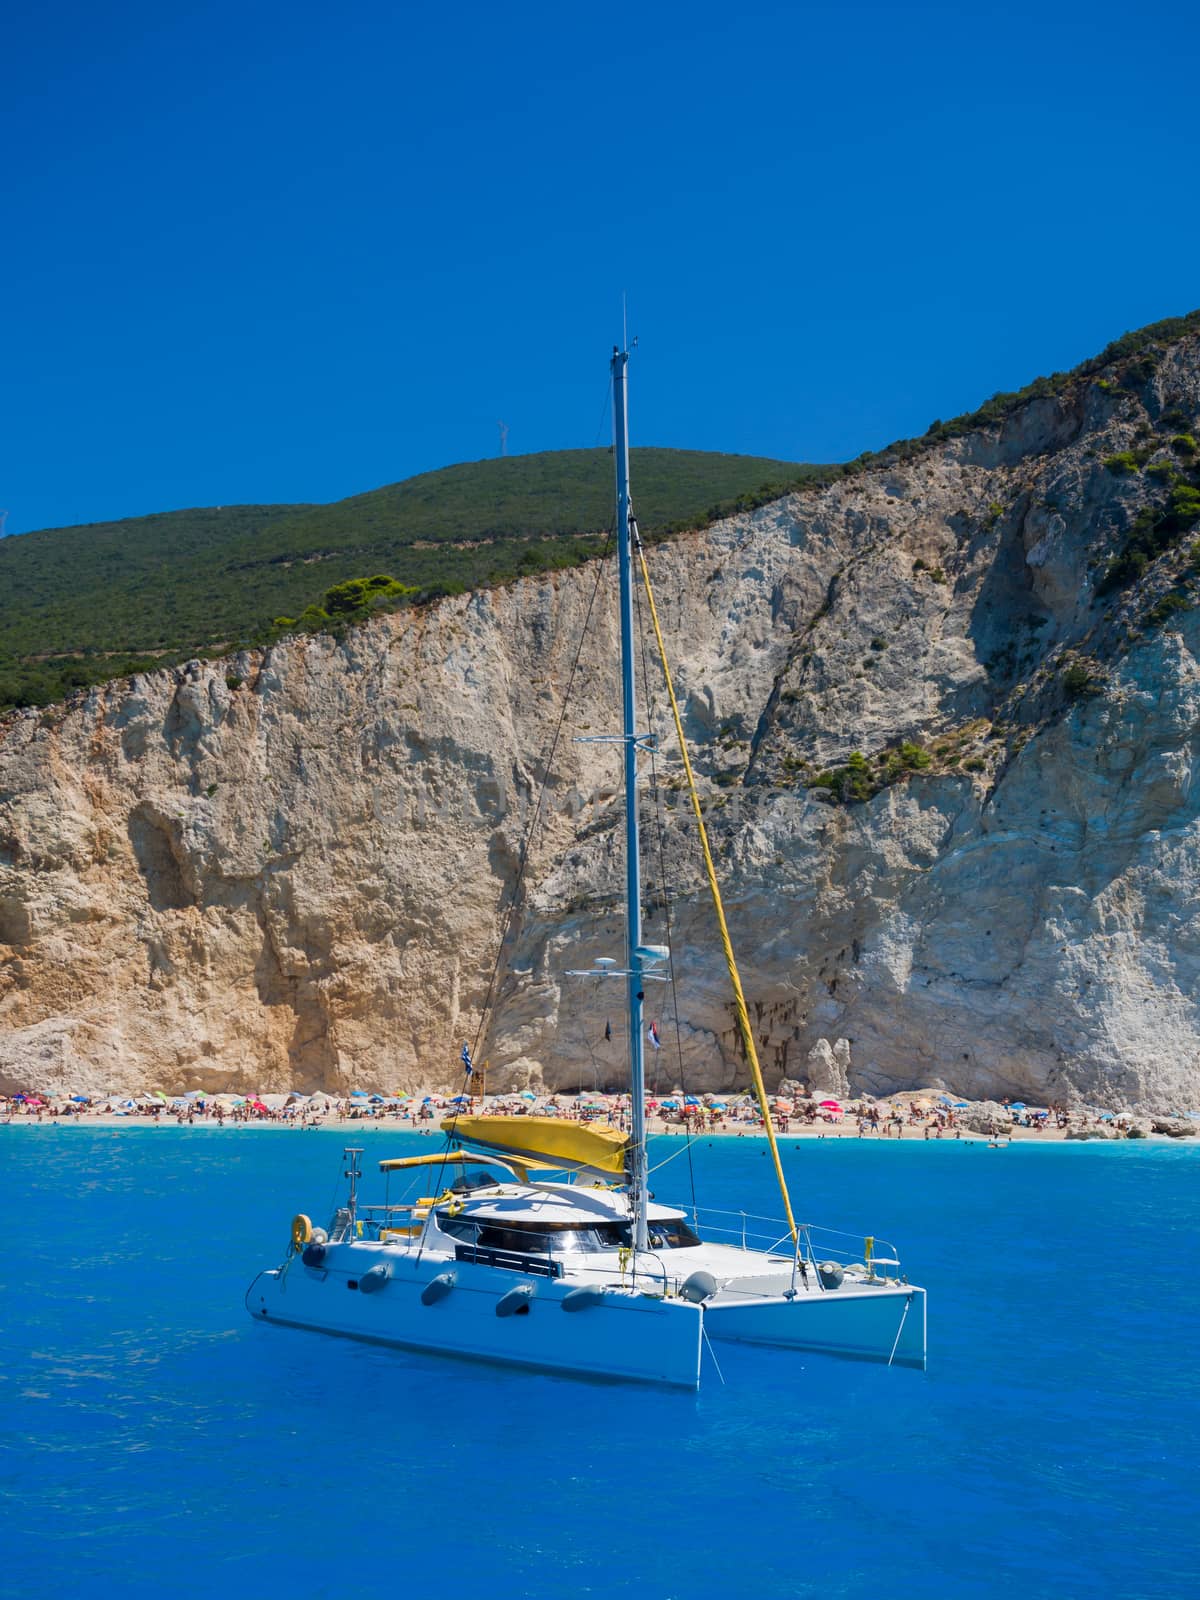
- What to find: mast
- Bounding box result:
[612,345,650,1253]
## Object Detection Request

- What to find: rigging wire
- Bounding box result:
[635,537,799,1246]
[571,979,609,1097]
[464,527,614,1068]
[631,517,698,1218]
[592,374,617,449]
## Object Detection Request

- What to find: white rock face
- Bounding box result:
[3,336,1200,1109]
[805,1039,852,1100]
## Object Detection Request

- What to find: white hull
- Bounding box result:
[246,1241,704,1388]
[704,1283,927,1369]
[245,1233,927,1385]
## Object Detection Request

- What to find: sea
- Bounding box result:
[2,1127,1197,1600]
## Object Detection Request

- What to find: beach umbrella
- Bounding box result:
[709,1100,727,1109]
[818,1099,842,1109]
[1099,1112,1115,1121]
[660,1098,679,1108]
[350,1090,369,1099]
[449,1095,471,1105]
[1009,1102,1027,1111]
[952,1101,969,1110]
[70,1095,89,1103]
[684,1096,700,1106]
[520,1091,537,1101]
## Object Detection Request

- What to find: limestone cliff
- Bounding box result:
[4,333,1200,1109]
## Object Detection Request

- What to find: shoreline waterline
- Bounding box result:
[3,1111,1196,1147]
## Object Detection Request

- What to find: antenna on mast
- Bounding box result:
[497,421,509,457]
[620,295,638,355]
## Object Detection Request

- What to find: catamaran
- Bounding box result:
[244,346,928,1388]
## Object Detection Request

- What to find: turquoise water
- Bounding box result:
[2,1129,1197,1600]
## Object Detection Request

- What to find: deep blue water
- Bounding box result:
[2,1128,1197,1600]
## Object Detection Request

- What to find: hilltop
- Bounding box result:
[5,308,1199,716]
[0,447,813,710]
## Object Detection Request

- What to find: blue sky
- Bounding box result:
[3,0,1197,535]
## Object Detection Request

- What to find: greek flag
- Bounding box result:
[461,1043,474,1076]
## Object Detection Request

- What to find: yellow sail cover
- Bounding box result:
[440,1115,629,1177]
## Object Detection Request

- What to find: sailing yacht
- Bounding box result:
[244,347,927,1388]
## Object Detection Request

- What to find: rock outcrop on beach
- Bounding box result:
[4,328,1200,1109]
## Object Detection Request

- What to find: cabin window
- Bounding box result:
[647,1219,701,1249]
[476,1225,561,1254]
[450,1170,499,1194]
[592,1223,633,1249]
[436,1214,479,1243]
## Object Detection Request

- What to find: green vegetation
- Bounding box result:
[0,448,816,710]
[1145,589,1192,628]
[1104,451,1144,474]
[292,574,416,634]
[905,309,1200,452]
[813,750,874,803]
[1099,477,1200,593]
[812,739,931,804]
[1062,661,1101,698]
[4,306,1200,714]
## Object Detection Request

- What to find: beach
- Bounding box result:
[3,1089,1192,1142]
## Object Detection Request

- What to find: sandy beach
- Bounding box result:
[3,1090,1192,1142]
